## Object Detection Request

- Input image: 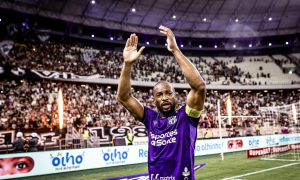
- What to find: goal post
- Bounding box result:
[259,101,300,161]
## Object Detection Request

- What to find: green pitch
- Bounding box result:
[17,151,300,180]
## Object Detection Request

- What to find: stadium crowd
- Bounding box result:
[0,78,299,132]
[211,57,273,86]
[0,38,295,85]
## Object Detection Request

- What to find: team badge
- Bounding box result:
[168,116,177,125]
[182,167,190,177]
[153,121,158,125]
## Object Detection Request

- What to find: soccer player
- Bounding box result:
[117,26,206,180]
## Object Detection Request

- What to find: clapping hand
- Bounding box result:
[123,34,145,64]
[159,26,179,53]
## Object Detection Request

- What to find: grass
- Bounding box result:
[16,151,300,180]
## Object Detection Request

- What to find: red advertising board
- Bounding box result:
[247,143,300,158]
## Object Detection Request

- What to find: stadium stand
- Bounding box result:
[215,56,300,85]
[1,39,299,86]
[0,78,298,133]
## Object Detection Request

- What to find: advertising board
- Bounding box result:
[247,143,300,158]
[1,133,300,179]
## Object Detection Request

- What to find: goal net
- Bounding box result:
[259,101,300,161]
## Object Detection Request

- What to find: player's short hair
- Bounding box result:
[153,81,175,94]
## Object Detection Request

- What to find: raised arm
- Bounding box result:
[117,34,145,121]
[159,26,206,111]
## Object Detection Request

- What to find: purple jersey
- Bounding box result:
[142,105,200,180]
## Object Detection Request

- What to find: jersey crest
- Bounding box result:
[168,116,177,125]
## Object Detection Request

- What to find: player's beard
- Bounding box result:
[157,101,176,117]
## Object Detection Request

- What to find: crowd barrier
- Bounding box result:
[1,133,300,179]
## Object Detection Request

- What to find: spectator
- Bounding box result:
[27,132,38,152]
[231,129,236,137]
[126,130,133,145]
[12,132,26,153]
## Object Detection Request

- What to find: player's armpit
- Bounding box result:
[185,104,203,118]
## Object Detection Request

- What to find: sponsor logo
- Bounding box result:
[50,152,84,171]
[196,142,224,151]
[102,148,129,165]
[150,174,175,180]
[139,149,148,157]
[279,136,300,143]
[182,167,190,177]
[266,137,275,145]
[248,138,259,147]
[168,116,177,125]
[150,129,177,147]
[248,147,271,157]
[279,136,291,143]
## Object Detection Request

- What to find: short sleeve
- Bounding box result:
[141,106,157,128]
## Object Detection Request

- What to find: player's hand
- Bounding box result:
[123,34,145,64]
[159,26,179,53]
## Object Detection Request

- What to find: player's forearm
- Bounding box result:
[172,50,206,90]
[117,63,133,101]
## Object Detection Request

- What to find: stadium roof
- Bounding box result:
[1,0,300,38]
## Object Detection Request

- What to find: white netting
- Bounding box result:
[260,101,300,161]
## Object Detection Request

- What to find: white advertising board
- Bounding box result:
[195,133,300,156]
[1,133,300,179]
[0,144,148,179]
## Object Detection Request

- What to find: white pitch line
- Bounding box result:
[221,162,300,180]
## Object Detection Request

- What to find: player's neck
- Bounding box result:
[159,110,175,118]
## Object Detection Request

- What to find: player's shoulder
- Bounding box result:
[177,104,187,114]
[176,105,188,119]
[144,106,158,115]
[143,106,159,121]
